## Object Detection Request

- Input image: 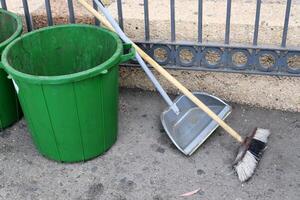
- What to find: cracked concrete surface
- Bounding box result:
[0,89,299,200]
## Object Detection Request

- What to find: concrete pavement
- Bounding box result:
[0,89,299,200]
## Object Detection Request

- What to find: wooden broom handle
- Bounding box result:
[78,0,244,143]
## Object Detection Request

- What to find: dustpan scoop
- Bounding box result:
[94,0,231,155]
[161,92,232,155]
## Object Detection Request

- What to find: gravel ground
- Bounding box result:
[0,89,299,200]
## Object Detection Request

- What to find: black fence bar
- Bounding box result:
[225,0,232,44]
[44,0,53,26]
[135,40,300,77]
[117,0,124,30]
[67,0,75,23]
[253,0,261,45]
[198,0,203,43]
[93,0,100,26]
[170,0,175,41]
[22,0,33,31]
[138,39,300,53]
[144,0,150,41]
[0,0,7,10]
[281,0,292,47]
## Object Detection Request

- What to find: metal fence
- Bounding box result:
[1,0,299,76]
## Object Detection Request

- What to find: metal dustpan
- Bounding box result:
[161,92,232,155]
[92,0,231,156]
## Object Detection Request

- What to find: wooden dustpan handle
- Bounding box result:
[78,0,244,143]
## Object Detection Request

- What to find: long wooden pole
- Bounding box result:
[78,0,243,143]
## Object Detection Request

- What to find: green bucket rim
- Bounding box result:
[0,8,23,51]
[1,24,124,84]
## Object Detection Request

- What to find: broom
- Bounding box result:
[78,0,271,182]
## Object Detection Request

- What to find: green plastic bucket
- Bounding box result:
[0,9,23,130]
[1,24,135,162]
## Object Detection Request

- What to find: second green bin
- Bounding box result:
[0,9,23,129]
[1,24,135,162]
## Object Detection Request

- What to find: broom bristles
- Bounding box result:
[235,151,258,182]
[234,128,271,182]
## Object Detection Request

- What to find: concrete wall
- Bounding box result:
[4,0,300,112]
